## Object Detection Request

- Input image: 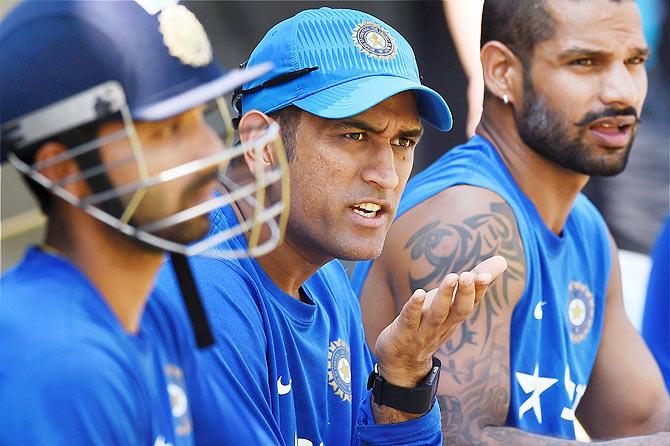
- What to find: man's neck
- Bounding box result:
[256,233,329,300]
[477,104,589,235]
[46,208,163,334]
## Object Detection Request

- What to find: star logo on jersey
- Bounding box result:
[165,364,192,436]
[515,363,558,424]
[567,281,595,343]
[352,21,397,60]
[328,339,352,402]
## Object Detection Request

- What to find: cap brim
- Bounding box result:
[292,75,452,131]
[134,62,272,121]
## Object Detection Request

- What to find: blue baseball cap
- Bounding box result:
[0,0,269,161]
[239,8,452,131]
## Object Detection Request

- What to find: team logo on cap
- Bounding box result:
[158,4,213,67]
[567,281,595,344]
[352,21,397,60]
[328,339,352,402]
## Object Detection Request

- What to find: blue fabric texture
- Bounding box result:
[352,135,612,439]
[642,215,670,393]
[0,248,194,445]
[155,204,442,445]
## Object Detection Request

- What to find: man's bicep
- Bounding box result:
[393,186,526,444]
[576,235,670,438]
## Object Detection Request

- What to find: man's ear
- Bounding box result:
[481,40,525,106]
[34,142,89,198]
[238,110,278,169]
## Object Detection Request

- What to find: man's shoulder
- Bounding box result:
[368,183,527,306]
[399,136,507,215]
[1,249,86,300]
[0,339,144,409]
[157,255,261,305]
[0,342,146,444]
[1,269,115,360]
[392,185,520,253]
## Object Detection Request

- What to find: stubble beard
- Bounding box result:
[514,76,636,177]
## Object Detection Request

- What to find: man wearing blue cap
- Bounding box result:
[156,7,507,446]
[0,1,285,444]
[355,0,670,445]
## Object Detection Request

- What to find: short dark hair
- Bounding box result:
[481,0,555,65]
[481,0,625,65]
[268,105,302,162]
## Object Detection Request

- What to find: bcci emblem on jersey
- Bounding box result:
[165,364,193,437]
[567,281,595,344]
[328,339,352,402]
[352,21,397,60]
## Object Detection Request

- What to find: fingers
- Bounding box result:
[472,255,508,281]
[399,289,427,330]
[402,256,509,336]
[424,273,459,326]
[444,271,476,327]
[472,255,508,305]
[474,272,492,306]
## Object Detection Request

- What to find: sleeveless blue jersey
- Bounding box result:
[155,205,442,446]
[0,248,194,445]
[352,135,611,439]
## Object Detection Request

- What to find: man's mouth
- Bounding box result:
[351,202,382,219]
[588,116,637,148]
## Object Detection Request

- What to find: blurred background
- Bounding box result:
[1,1,668,331]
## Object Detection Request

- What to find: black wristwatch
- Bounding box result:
[367,357,441,414]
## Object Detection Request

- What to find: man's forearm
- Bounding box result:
[481,426,670,446]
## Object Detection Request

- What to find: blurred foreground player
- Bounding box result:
[0,1,285,444]
[156,8,507,446]
[354,0,670,444]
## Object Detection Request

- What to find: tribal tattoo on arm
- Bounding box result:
[404,198,526,445]
[408,198,669,445]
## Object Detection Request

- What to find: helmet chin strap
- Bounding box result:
[170,251,215,348]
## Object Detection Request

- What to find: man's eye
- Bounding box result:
[572,58,595,67]
[392,137,415,148]
[345,133,365,141]
[627,56,646,65]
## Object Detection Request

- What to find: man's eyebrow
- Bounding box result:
[558,46,650,61]
[334,118,424,137]
[631,46,651,57]
[558,48,610,61]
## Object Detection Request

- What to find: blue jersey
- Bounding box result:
[642,216,670,393]
[0,247,194,445]
[352,135,611,439]
[155,205,442,446]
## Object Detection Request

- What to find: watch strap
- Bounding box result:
[367,357,441,414]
